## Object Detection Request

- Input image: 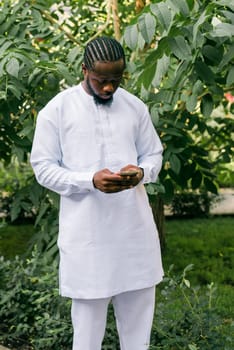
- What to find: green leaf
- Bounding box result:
[211,23,234,37]
[222,10,234,24]
[56,63,76,85]
[173,60,191,87]
[152,90,175,105]
[28,67,43,85]
[35,203,51,226]
[0,91,7,100]
[124,24,138,50]
[11,50,34,67]
[150,2,172,34]
[139,63,156,90]
[169,147,185,154]
[187,0,195,11]
[6,57,20,78]
[204,177,218,194]
[0,40,12,56]
[150,105,159,126]
[195,60,215,84]
[184,264,194,273]
[146,183,156,195]
[10,201,21,222]
[196,157,212,169]
[183,278,191,288]
[192,80,204,96]
[219,43,234,69]
[191,170,202,189]
[168,36,191,60]
[18,124,34,138]
[201,94,213,117]
[170,154,181,174]
[138,12,156,44]
[188,343,199,350]
[152,54,170,88]
[226,66,234,86]
[7,84,22,99]
[181,163,196,180]
[167,0,189,17]
[193,11,208,48]
[202,45,223,65]
[216,0,234,11]
[186,94,198,112]
[163,128,183,137]
[67,46,81,64]
[163,178,174,202]
[146,183,162,195]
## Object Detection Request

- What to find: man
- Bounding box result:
[30,36,164,350]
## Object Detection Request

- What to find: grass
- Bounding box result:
[161,216,234,318]
[163,216,233,285]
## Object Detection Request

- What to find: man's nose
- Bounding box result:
[103,82,114,92]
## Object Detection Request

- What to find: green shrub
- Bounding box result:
[151,265,233,350]
[170,192,216,218]
[1,249,233,350]
[0,246,120,350]
[0,161,36,223]
[0,247,72,350]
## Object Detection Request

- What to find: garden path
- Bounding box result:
[210,188,234,215]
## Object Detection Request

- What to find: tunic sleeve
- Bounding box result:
[136,107,163,184]
[30,112,95,196]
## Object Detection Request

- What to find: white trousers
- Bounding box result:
[71,286,156,350]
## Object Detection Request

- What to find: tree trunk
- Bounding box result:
[150,195,166,250]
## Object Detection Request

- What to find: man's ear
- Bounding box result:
[82,63,87,75]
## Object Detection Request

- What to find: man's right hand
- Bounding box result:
[93,168,135,193]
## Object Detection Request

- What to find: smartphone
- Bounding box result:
[119,170,138,176]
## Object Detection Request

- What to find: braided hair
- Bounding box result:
[84,36,126,70]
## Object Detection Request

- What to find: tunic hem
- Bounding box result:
[59,275,164,299]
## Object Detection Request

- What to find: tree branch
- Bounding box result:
[41,10,81,46]
[86,0,112,43]
[112,0,121,40]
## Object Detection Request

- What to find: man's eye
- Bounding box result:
[94,79,105,84]
[96,79,121,84]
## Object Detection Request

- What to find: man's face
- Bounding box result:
[82,59,125,105]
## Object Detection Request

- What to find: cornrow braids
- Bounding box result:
[84,36,126,70]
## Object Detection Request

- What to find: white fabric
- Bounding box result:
[71,286,156,350]
[30,84,164,299]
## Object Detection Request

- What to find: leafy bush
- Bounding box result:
[170,191,216,218]
[0,247,72,350]
[151,265,233,350]
[0,161,36,223]
[0,249,233,349]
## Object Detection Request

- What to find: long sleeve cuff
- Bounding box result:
[72,171,95,193]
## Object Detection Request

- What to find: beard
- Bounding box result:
[86,77,113,106]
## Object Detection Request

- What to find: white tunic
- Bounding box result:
[30,84,164,299]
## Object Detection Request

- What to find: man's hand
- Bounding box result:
[93,166,144,193]
[118,164,144,186]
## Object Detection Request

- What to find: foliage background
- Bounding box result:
[0,1,233,347]
[0,0,233,228]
